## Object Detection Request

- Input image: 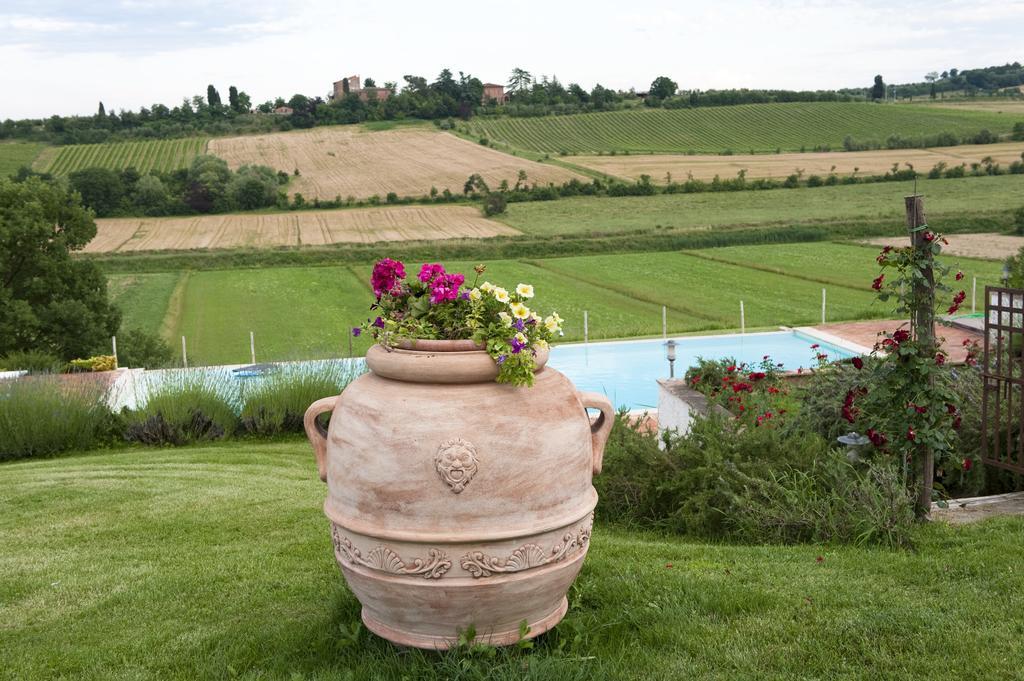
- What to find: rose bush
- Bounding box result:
[356,259,562,387]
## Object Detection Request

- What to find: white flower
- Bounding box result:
[469,288,482,301]
[480,281,494,293]
[551,312,563,324]
[516,283,535,298]
[498,311,512,327]
[514,332,528,344]
[544,315,561,333]
[493,287,510,303]
[530,312,541,323]
[510,302,531,319]
[535,339,549,350]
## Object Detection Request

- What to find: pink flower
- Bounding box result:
[371,258,406,298]
[418,263,445,283]
[428,272,465,304]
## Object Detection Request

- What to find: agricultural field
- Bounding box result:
[499,174,1024,236]
[104,243,969,365]
[571,142,1024,183]
[0,142,43,177]
[208,125,581,200]
[914,99,1024,113]
[35,137,208,175]
[86,205,517,253]
[861,233,1024,261]
[468,102,1020,154]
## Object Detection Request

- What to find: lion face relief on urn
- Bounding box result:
[434,438,479,494]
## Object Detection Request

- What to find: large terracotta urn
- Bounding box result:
[304,340,614,649]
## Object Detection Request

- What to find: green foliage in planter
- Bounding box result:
[596,412,915,546]
[125,371,240,445]
[239,361,363,436]
[0,350,63,374]
[0,377,112,460]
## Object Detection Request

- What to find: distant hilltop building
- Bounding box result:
[333,75,391,102]
[482,83,508,104]
[273,106,293,115]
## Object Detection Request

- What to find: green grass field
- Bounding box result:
[0,142,43,178]
[2,441,1022,680]
[498,174,1024,236]
[107,272,183,335]
[103,239,990,364]
[38,137,208,175]
[469,102,1020,154]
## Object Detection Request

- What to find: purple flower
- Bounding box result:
[510,336,526,354]
[371,258,406,299]
[351,327,361,337]
[513,318,525,331]
[496,354,507,365]
[372,317,385,329]
[460,291,470,301]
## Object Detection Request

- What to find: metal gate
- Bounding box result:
[981,286,1024,473]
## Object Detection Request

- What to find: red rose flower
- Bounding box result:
[872,274,885,291]
[892,329,910,343]
[962,458,972,471]
[955,271,964,281]
[852,357,864,369]
[906,427,916,441]
[935,353,946,366]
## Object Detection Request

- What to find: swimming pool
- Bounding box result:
[548,330,855,411]
[109,330,856,412]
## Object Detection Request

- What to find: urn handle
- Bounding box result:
[578,392,614,475]
[304,396,338,483]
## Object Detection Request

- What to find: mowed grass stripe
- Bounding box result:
[535,252,886,328]
[687,242,1008,293]
[472,102,1016,154]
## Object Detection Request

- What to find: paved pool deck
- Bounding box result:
[811,320,983,363]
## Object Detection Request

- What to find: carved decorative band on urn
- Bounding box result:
[305,341,614,649]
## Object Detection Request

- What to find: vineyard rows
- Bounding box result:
[469,102,1017,154]
[40,138,208,175]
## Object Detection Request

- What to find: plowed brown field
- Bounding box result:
[86,205,519,253]
[571,142,1024,183]
[209,126,581,200]
[862,233,1024,261]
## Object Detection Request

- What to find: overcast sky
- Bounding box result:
[2,0,1022,120]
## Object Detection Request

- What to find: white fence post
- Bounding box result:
[583,310,589,344]
[181,336,188,368]
[821,288,827,324]
[111,335,118,368]
[250,331,256,364]
[662,306,667,340]
[740,300,745,334]
[972,277,977,314]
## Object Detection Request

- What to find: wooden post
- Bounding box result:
[906,194,934,517]
[583,311,589,344]
[821,288,827,324]
[111,336,118,369]
[740,301,745,334]
[181,336,188,368]
[250,331,256,364]
[972,276,977,314]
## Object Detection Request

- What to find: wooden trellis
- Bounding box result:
[981,286,1024,473]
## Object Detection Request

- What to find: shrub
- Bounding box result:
[483,192,507,217]
[125,371,240,445]
[67,355,117,372]
[0,350,63,374]
[1014,206,1024,235]
[1013,122,1024,141]
[0,377,112,460]
[240,361,363,436]
[117,328,173,369]
[596,411,911,544]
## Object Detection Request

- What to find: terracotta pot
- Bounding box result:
[304,341,614,649]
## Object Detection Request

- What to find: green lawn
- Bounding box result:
[469,102,1019,154]
[2,441,1022,680]
[0,142,43,178]
[498,174,1024,236]
[107,272,182,335]
[108,240,980,364]
[174,266,376,365]
[532,252,883,328]
[691,242,1008,293]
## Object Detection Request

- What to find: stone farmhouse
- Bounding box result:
[482,83,508,104]
[332,75,392,102]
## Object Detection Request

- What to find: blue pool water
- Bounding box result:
[547,330,854,411]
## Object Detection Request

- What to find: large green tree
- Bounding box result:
[648,76,678,100]
[871,75,886,100]
[0,178,120,359]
